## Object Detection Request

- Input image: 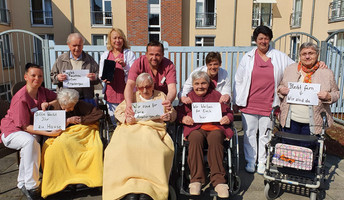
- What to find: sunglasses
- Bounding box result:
[137,85,153,91]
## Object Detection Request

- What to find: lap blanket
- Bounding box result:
[41,124,103,198]
[103,121,174,200]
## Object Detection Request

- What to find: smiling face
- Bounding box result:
[146,46,164,69]
[192,78,209,97]
[255,33,270,54]
[206,60,220,78]
[68,36,83,59]
[137,79,154,99]
[300,47,318,68]
[110,30,124,51]
[24,67,43,89]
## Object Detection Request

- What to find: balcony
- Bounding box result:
[91,11,112,26]
[195,12,217,28]
[30,10,53,26]
[0,8,10,24]
[290,11,302,28]
[329,0,344,22]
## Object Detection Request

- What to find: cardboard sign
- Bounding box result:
[287,82,321,105]
[63,70,90,88]
[192,102,222,123]
[34,110,66,130]
[132,100,164,120]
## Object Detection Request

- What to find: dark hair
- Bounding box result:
[146,41,164,52]
[253,25,273,41]
[25,63,42,73]
[205,52,222,65]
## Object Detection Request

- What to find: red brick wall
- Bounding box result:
[126,0,148,46]
[161,0,182,46]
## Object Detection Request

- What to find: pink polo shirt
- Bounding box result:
[0,86,56,142]
[128,55,176,95]
[104,52,126,103]
[240,50,274,117]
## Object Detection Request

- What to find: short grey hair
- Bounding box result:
[192,71,210,84]
[57,89,79,106]
[300,42,319,55]
[136,73,154,87]
[66,33,85,44]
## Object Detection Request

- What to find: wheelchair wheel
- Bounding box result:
[168,185,177,200]
[264,181,281,200]
[230,175,241,195]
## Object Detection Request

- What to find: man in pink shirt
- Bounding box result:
[124,41,177,120]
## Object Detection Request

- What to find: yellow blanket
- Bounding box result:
[41,124,103,198]
[103,120,174,200]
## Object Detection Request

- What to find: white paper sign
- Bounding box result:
[132,99,164,120]
[287,82,321,105]
[34,110,66,130]
[192,102,222,123]
[63,70,90,88]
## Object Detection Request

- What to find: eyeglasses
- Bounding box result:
[137,85,153,91]
[300,51,317,57]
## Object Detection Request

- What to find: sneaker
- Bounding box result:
[245,163,255,173]
[189,182,202,195]
[257,164,266,175]
[214,184,229,198]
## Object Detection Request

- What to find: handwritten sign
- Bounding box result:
[34,110,66,130]
[63,70,90,88]
[287,82,320,105]
[192,102,222,123]
[132,99,164,120]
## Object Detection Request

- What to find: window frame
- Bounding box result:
[30,0,53,27]
[148,0,161,42]
[90,0,112,27]
[0,0,10,25]
[290,0,302,28]
[329,0,344,22]
[195,0,217,28]
[92,34,107,46]
[252,2,273,28]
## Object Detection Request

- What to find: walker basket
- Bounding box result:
[272,143,313,170]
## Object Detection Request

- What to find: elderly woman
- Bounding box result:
[99,28,136,126]
[180,52,231,104]
[178,71,234,198]
[103,73,176,200]
[278,42,339,138]
[41,88,103,198]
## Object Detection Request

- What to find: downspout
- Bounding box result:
[232,0,238,46]
[310,0,315,35]
[70,0,74,33]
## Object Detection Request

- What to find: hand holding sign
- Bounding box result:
[132,100,164,121]
[192,102,222,123]
[34,110,66,131]
[63,70,90,88]
[287,82,320,105]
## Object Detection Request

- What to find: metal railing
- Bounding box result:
[195,12,217,28]
[30,10,53,25]
[329,0,344,22]
[91,11,112,26]
[290,11,302,28]
[0,8,10,24]
[252,12,272,28]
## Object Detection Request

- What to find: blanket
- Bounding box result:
[103,120,174,200]
[41,124,103,198]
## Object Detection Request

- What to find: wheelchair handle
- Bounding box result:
[320,112,328,129]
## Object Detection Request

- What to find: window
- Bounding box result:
[92,34,107,45]
[195,36,215,66]
[30,0,53,26]
[290,0,302,27]
[148,0,161,42]
[252,2,272,27]
[196,0,216,28]
[0,0,10,24]
[329,0,344,22]
[290,36,300,61]
[33,34,53,66]
[0,83,11,100]
[91,0,112,26]
[0,34,13,68]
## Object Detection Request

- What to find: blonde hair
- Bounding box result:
[106,28,130,51]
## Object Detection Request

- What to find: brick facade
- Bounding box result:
[161,0,182,46]
[126,0,148,46]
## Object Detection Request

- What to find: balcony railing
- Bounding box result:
[252,12,272,28]
[329,0,344,22]
[195,12,217,28]
[91,11,112,26]
[30,10,53,25]
[290,11,302,27]
[0,8,10,24]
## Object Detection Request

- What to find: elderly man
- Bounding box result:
[124,41,177,118]
[50,33,99,106]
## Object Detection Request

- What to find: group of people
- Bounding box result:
[0,25,339,200]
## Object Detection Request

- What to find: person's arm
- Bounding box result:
[162,83,177,110]
[24,125,62,137]
[123,50,136,79]
[124,79,136,117]
[50,60,67,84]
[318,70,339,104]
[77,101,103,124]
[88,55,100,85]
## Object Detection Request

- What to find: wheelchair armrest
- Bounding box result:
[274,131,318,143]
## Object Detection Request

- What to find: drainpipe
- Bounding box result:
[232,0,238,46]
[70,0,74,33]
[310,0,315,35]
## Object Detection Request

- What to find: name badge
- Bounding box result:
[160,76,166,84]
[31,107,39,113]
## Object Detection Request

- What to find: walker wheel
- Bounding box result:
[264,181,281,200]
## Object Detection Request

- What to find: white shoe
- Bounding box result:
[215,184,229,198]
[257,164,265,175]
[189,182,202,195]
[245,163,255,173]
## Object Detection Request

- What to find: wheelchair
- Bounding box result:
[263,110,328,200]
[170,122,241,199]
